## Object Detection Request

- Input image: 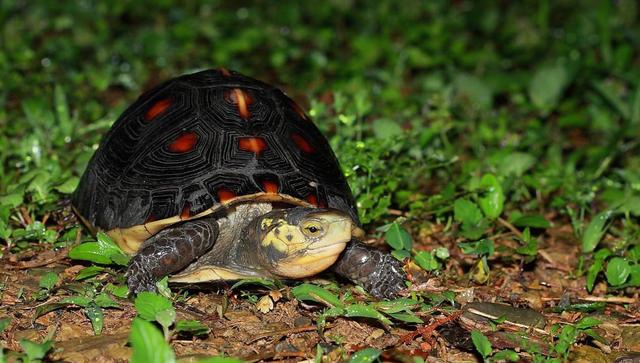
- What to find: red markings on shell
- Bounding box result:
[145,98,172,121]
[217,188,236,203]
[261,180,279,193]
[305,193,319,207]
[225,88,253,120]
[292,133,315,153]
[167,132,198,153]
[219,67,231,77]
[238,137,267,155]
[180,204,191,219]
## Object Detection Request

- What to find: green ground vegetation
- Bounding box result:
[1,1,639,361]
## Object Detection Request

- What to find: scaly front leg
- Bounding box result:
[126,216,218,294]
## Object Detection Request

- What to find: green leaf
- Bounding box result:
[59,296,92,307]
[582,210,613,253]
[175,320,211,336]
[528,64,569,113]
[454,198,483,226]
[95,293,120,308]
[387,312,423,324]
[156,308,177,332]
[498,152,536,177]
[470,330,492,358]
[68,242,115,264]
[372,118,403,139]
[478,174,504,220]
[104,284,129,298]
[434,247,450,259]
[38,272,58,290]
[344,304,392,325]
[512,215,551,229]
[384,223,412,251]
[375,298,419,313]
[586,258,604,293]
[69,232,129,265]
[75,266,106,280]
[20,339,53,361]
[492,350,519,362]
[575,317,601,330]
[291,283,344,308]
[134,292,175,322]
[605,257,630,286]
[414,251,439,271]
[85,302,104,335]
[349,347,382,363]
[230,278,277,290]
[0,318,11,333]
[453,73,493,111]
[129,318,176,363]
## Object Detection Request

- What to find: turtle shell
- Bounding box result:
[72,69,358,254]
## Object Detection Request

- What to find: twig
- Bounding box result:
[497,217,522,238]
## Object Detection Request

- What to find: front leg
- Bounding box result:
[332,240,406,299]
[126,216,218,294]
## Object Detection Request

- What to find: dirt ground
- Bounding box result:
[1,223,639,362]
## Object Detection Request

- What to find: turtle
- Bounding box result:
[72,69,406,299]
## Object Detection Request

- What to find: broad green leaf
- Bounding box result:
[134,292,175,323]
[38,272,58,290]
[492,350,519,362]
[528,64,569,113]
[20,339,53,362]
[512,214,551,229]
[582,210,613,253]
[453,73,493,111]
[478,174,504,220]
[454,198,483,226]
[605,257,630,286]
[384,223,412,251]
[499,152,536,177]
[470,330,492,358]
[175,320,211,336]
[68,242,115,265]
[349,347,382,363]
[372,118,403,139]
[156,308,177,332]
[129,318,176,363]
[575,317,601,330]
[414,251,439,271]
[434,247,450,259]
[95,293,120,308]
[85,302,104,335]
[292,283,344,308]
[75,266,106,280]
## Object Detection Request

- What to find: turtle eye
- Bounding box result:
[301,220,324,237]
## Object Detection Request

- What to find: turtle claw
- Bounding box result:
[332,241,407,300]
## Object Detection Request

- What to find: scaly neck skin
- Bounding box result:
[225,216,272,276]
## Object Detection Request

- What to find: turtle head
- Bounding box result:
[253,207,360,278]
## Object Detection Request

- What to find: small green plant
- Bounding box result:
[471,330,519,362]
